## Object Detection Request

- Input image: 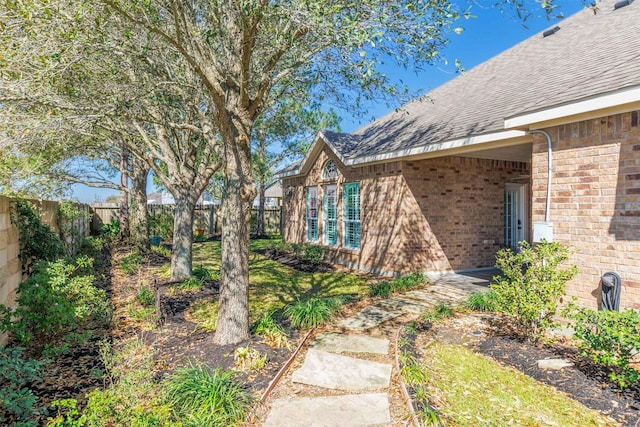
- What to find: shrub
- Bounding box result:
[0,257,110,344]
[165,364,254,427]
[491,241,577,339]
[0,346,47,425]
[192,265,213,281]
[148,211,174,240]
[369,281,393,298]
[120,251,143,274]
[11,200,65,273]
[566,305,640,389]
[284,296,345,329]
[464,291,500,312]
[250,310,290,349]
[99,219,120,242]
[301,244,326,265]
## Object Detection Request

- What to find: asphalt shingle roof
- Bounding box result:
[321,0,640,162]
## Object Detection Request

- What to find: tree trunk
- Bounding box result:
[130,160,150,252]
[119,146,130,240]
[171,194,196,281]
[257,181,266,237]
[214,129,254,345]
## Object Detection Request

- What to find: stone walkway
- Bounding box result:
[262,270,493,426]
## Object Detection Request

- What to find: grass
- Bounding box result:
[188,300,219,331]
[284,296,346,329]
[165,364,254,427]
[417,341,614,426]
[250,310,290,348]
[422,303,453,322]
[464,291,500,312]
[182,237,370,325]
[369,271,426,298]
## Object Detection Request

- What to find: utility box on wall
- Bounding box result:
[533,222,554,243]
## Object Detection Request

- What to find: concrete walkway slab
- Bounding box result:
[264,393,390,427]
[312,333,389,355]
[292,349,392,391]
[337,305,404,330]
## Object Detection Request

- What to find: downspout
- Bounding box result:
[529,129,553,222]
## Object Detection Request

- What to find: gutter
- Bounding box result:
[529,129,553,223]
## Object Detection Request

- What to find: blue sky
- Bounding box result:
[72,0,583,203]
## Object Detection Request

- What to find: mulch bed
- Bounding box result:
[418,314,640,426]
[254,248,335,273]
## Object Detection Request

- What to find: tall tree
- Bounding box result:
[252,99,340,236]
[2,0,562,344]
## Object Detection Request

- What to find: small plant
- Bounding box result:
[369,272,426,298]
[250,310,290,349]
[233,346,268,371]
[422,303,453,322]
[284,296,345,329]
[179,277,204,291]
[120,251,143,274]
[301,244,327,265]
[399,350,429,385]
[192,265,213,281]
[491,240,577,339]
[100,218,120,241]
[0,346,48,425]
[165,364,254,427]
[464,291,500,312]
[136,287,156,307]
[194,234,208,243]
[148,211,174,240]
[566,305,640,389]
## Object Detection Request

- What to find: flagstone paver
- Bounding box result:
[312,332,389,355]
[263,272,494,426]
[291,348,392,391]
[264,393,391,427]
[337,305,404,330]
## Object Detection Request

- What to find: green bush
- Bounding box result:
[120,252,143,274]
[192,265,214,281]
[12,200,65,273]
[165,364,254,427]
[178,277,204,291]
[148,211,174,240]
[491,241,577,339]
[99,219,120,241]
[0,346,47,425]
[284,296,345,329]
[0,257,111,344]
[465,291,500,312]
[369,281,393,298]
[566,305,640,389]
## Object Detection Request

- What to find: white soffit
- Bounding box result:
[505,86,640,129]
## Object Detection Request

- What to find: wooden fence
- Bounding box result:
[90,204,282,235]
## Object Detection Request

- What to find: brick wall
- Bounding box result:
[532,111,640,309]
[283,144,529,275]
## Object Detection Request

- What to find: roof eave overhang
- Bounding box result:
[275,130,350,179]
[505,86,640,130]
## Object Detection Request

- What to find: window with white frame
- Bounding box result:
[322,160,339,180]
[305,186,319,242]
[342,182,360,249]
[323,184,338,246]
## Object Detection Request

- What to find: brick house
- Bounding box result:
[277,0,640,309]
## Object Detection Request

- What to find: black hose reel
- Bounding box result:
[600,271,621,311]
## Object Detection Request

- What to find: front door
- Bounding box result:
[504,183,528,250]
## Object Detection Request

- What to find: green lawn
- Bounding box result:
[188,238,370,322]
[418,341,614,426]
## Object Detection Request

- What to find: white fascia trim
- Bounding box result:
[505,86,640,129]
[347,130,528,166]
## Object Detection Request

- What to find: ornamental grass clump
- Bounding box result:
[491,240,576,339]
[284,296,345,329]
[464,291,500,312]
[165,364,254,427]
[250,310,290,349]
